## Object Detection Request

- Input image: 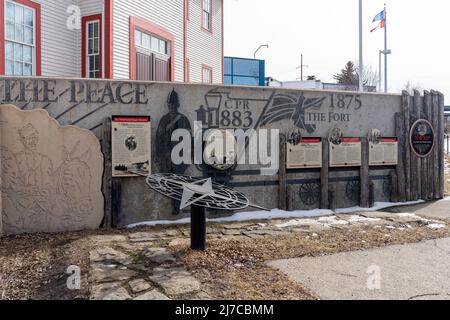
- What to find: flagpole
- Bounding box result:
[384,3,388,93]
[359,0,363,92]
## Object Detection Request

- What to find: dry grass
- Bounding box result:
[173,225,449,300]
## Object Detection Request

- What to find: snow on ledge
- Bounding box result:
[125,200,426,229]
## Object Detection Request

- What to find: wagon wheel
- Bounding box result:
[345,180,361,203]
[299,183,321,206]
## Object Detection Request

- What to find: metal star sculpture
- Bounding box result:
[146,173,267,211]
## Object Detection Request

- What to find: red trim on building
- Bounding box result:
[0,0,41,75]
[104,0,114,79]
[201,64,213,83]
[185,0,190,21]
[185,58,190,82]
[129,16,175,81]
[201,0,213,34]
[81,14,103,78]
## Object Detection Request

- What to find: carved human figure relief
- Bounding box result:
[0,105,104,236]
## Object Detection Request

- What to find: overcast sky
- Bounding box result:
[224,0,450,103]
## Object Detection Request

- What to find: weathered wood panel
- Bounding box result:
[360,138,370,208]
[278,134,287,210]
[395,113,407,202]
[413,90,423,200]
[424,91,434,200]
[101,117,112,229]
[402,91,412,201]
[321,140,329,209]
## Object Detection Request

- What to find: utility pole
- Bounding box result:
[296,54,308,81]
[384,3,388,93]
[358,0,364,92]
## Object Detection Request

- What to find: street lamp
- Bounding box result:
[254,44,269,59]
[379,49,392,92]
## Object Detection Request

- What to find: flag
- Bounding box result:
[372,9,385,23]
[370,19,385,33]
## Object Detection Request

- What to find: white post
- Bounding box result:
[384,3,388,93]
[379,50,382,92]
[359,0,364,92]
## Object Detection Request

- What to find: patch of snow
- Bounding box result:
[317,216,349,225]
[347,215,381,223]
[275,219,322,228]
[395,213,441,224]
[335,200,425,214]
[126,209,334,228]
[427,224,446,230]
[276,216,349,229]
[125,200,426,229]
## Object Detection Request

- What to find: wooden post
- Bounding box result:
[395,113,407,202]
[111,179,122,228]
[412,90,421,200]
[320,140,329,209]
[278,135,287,210]
[360,138,370,208]
[101,117,112,229]
[438,91,445,199]
[390,171,398,203]
[402,91,412,201]
[431,90,440,199]
[424,91,433,200]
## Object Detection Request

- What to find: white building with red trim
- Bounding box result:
[0,0,223,83]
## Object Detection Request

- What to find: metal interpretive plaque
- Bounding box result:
[329,137,362,167]
[287,138,322,169]
[369,138,398,166]
[112,116,151,177]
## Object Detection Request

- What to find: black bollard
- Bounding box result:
[191,205,206,251]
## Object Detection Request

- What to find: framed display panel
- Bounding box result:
[369,137,398,166]
[329,138,362,167]
[112,116,151,177]
[287,138,322,169]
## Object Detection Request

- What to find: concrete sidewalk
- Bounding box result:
[386,198,450,221]
[268,238,450,300]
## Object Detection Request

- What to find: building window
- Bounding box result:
[135,29,169,55]
[82,15,102,78]
[4,0,35,76]
[202,65,212,83]
[87,21,100,78]
[130,17,174,81]
[202,0,212,31]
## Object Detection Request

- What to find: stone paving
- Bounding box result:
[86,211,449,300]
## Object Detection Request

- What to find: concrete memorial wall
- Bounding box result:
[0,77,444,229]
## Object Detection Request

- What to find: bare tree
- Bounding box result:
[354,62,379,88]
[403,81,423,95]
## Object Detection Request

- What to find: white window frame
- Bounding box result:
[202,66,212,84]
[86,20,100,78]
[135,29,170,57]
[4,0,36,76]
[202,0,212,31]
